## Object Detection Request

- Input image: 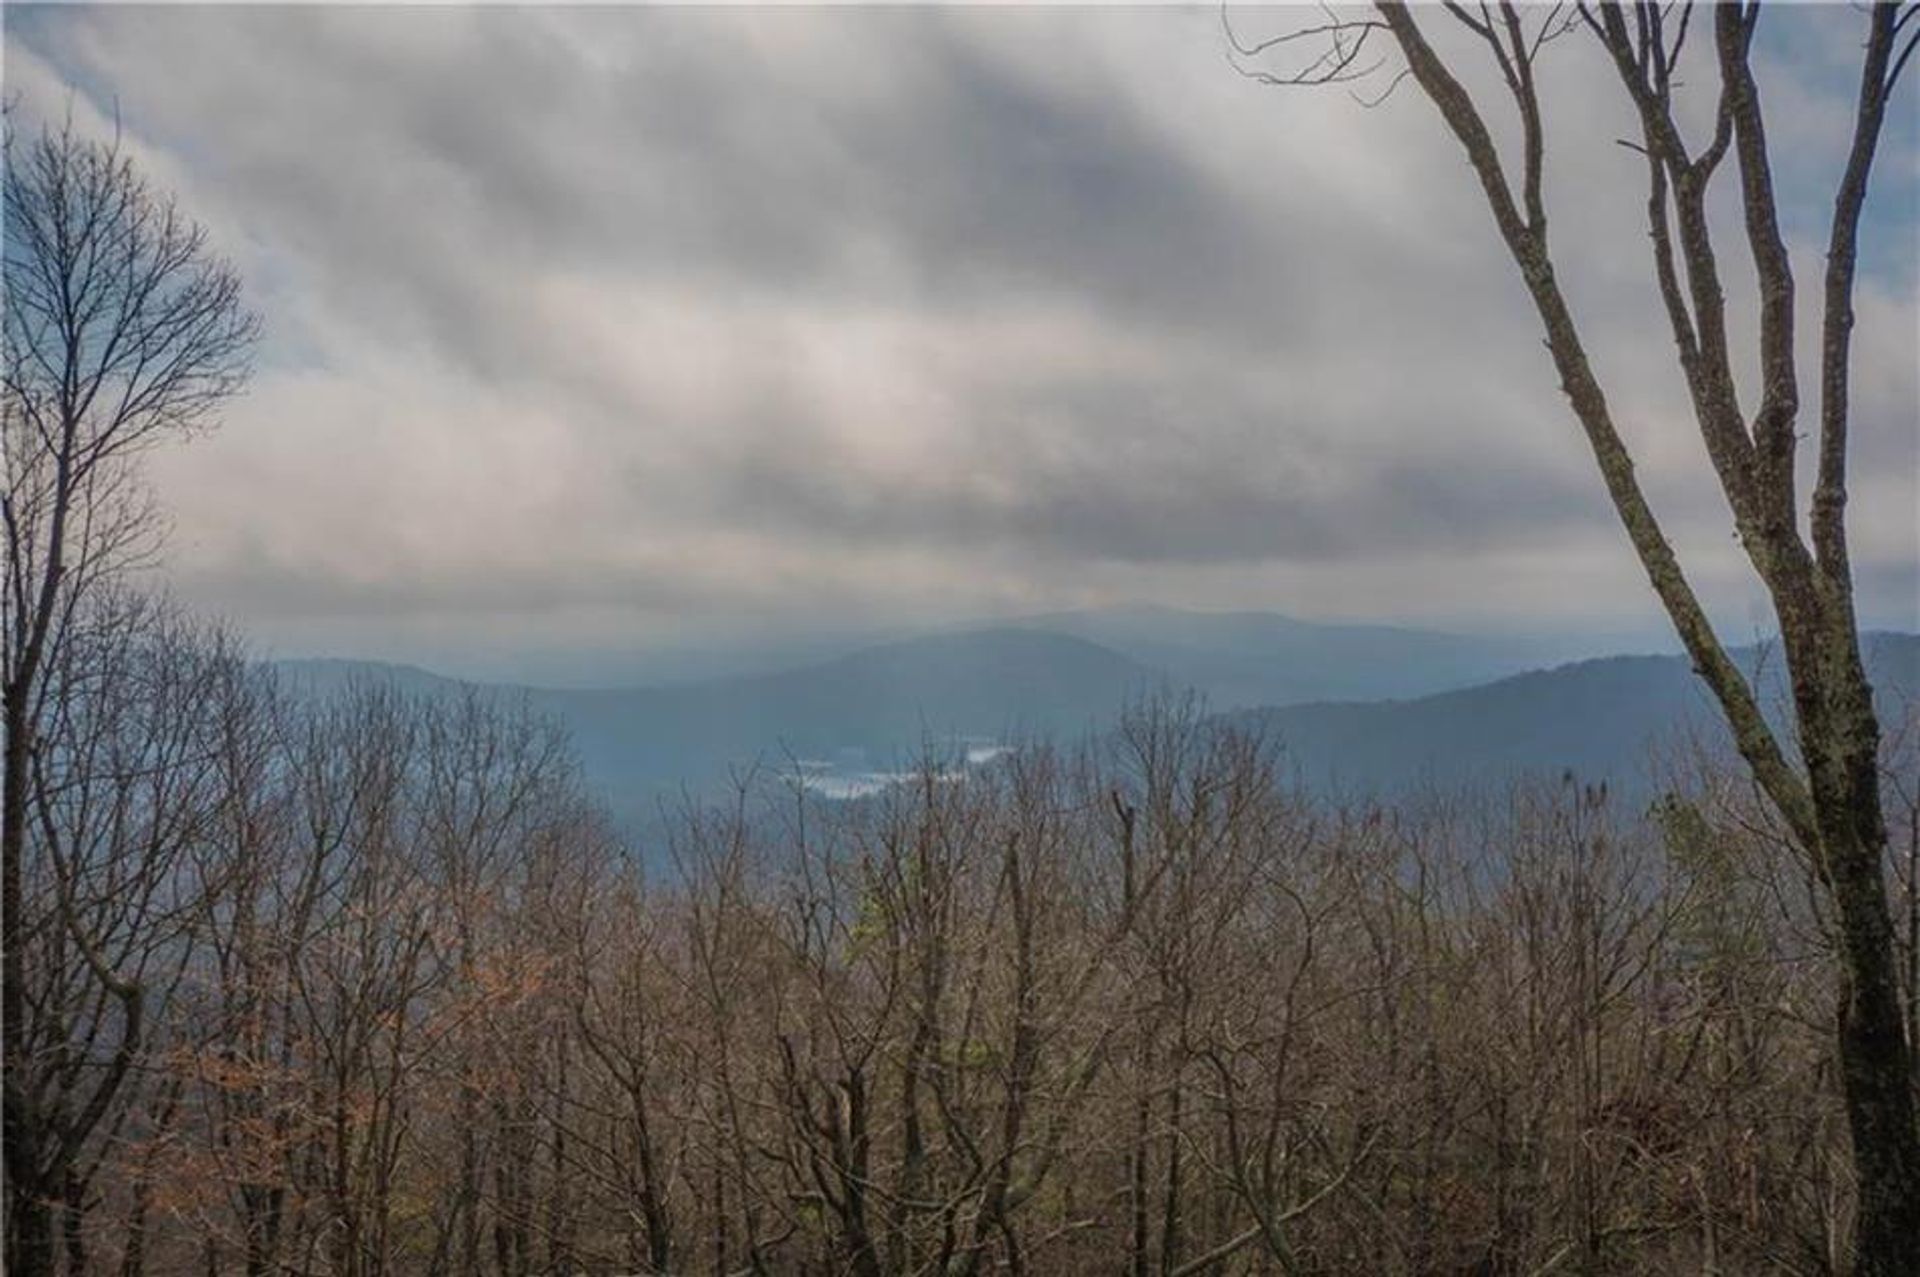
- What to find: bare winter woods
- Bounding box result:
[9,641,1920,1276]
[8,1,1920,1271]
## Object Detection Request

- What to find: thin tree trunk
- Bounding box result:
[3,687,55,1277]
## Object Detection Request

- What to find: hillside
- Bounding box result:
[546,628,1157,806]
[279,630,1920,818]
[1235,632,1920,799]
[1013,603,1592,706]
[286,628,1160,817]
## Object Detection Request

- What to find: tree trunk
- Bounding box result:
[1819,800,1920,1274]
[61,1167,90,1277]
[8,1184,55,1277]
[3,685,53,1277]
[1367,11,1920,1265]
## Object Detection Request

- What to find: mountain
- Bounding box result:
[285,628,1161,820]
[275,656,473,699]
[1007,603,1601,708]
[1232,632,1920,800]
[546,628,1156,806]
[278,627,1920,822]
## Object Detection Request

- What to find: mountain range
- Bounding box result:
[277,607,1920,824]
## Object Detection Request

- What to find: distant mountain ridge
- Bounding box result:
[1007,603,1590,705]
[285,628,1161,821]
[275,613,1919,823]
[1235,632,1920,799]
[332,605,1600,701]
[545,628,1155,808]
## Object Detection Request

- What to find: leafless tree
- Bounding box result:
[5,676,1896,1274]
[19,599,242,1272]
[1234,3,1920,1266]
[3,114,259,1272]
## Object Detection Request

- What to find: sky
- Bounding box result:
[6,3,1916,684]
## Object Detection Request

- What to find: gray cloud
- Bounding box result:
[7,4,1914,672]
[718,376,1614,566]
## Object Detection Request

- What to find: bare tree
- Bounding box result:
[3,114,258,1271]
[13,678,1898,1274]
[1237,3,1919,1267]
[20,598,238,1273]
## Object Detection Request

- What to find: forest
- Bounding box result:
[10,620,1920,1275]
[9,2,1920,1272]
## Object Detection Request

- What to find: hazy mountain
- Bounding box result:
[285,628,1161,820]
[1234,632,1920,800]
[407,604,1606,703]
[1006,604,1606,707]
[545,628,1156,806]
[279,626,1920,822]
[275,656,474,700]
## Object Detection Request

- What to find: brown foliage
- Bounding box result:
[15,669,1911,1276]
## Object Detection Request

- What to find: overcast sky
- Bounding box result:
[7,4,1915,681]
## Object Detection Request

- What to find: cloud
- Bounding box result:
[7,4,1913,674]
